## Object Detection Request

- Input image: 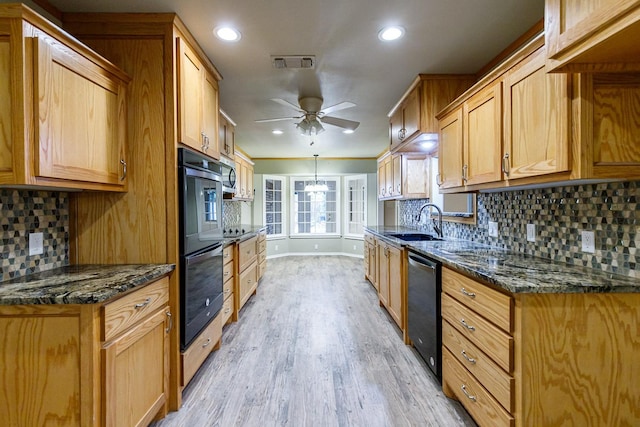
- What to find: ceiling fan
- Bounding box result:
[255,97,360,135]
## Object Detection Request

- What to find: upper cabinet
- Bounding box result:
[545,0,640,72]
[388,75,475,153]
[0,4,130,191]
[178,38,220,159]
[219,109,235,159]
[377,151,430,200]
[233,151,254,201]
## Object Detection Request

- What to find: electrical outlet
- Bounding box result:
[314,244,319,250]
[29,232,44,256]
[488,221,499,238]
[582,230,595,253]
[274,245,279,251]
[526,224,536,242]
[353,245,357,250]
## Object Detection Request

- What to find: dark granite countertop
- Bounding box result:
[0,264,175,305]
[365,226,640,294]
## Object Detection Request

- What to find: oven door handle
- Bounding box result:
[185,244,223,265]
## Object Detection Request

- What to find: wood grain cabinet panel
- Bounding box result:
[181,312,221,386]
[438,108,464,190]
[545,0,640,72]
[0,5,129,191]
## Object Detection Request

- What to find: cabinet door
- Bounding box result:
[438,108,464,189]
[503,48,570,180]
[245,163,254,200]
[384,156,393,197]
[463,81,503,186]
[103,308,169,427]
[35,37,127,187]
[545,0,640,72]
[177,38,204,152]
[389,107,404,150]
[402,154,429,198]
[377,160,386,198]
[378,243,390,307]
[238,262,258,310]
[391,154,402,197]
[402,88,421,142]
[240,160,250,199]
[387,244,403,328]
[202,71,220,159]
[0,35,12,181]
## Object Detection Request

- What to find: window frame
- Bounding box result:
[289,176,341,237]
[263,174,287,239]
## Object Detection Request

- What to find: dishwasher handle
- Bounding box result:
[408,253,439,272]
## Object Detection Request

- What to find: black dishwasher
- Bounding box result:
[407,250,442,383]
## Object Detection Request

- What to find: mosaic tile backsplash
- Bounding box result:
[1,190,69,282]
[223,200,241,229]
[399,180,639,279]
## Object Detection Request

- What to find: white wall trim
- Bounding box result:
[266,252,364,260]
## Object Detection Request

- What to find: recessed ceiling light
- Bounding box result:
[378,26,405,41]
[272,129,283,135]
[343,129,355,134]
[214,26,241,42]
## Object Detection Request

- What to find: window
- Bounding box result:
[291,177,340,235]
[263,175,286,237]
[344,175,367,237]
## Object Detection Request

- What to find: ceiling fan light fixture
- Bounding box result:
[214,26,241,42]
[272,129,283,135]
[342,129,355,134]
[297,117,324,136]
[378,26,405,41]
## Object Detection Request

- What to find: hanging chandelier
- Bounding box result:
[304,154,328,192]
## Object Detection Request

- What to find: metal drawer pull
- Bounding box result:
[461,288,476,298]
[460,319,476,331]
[461,350,476,364]
[165,311,173,333]
[225,307,230,314]
[224,271,230,277]
[134,297,151,309]
[120,159,127,181]
[202,338,212,348]
[461,385,477,402]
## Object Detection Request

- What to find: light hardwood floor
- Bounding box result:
[153,256,476,427]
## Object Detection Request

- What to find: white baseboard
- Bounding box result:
[266,252,364,260]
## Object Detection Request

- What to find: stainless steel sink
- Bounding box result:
[386,233,443,242]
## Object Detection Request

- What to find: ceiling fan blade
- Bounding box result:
[321,116,360,130]
[320,101,355,115]
[255,116,297,123]
[270,98,304,112]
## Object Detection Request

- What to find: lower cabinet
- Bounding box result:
[441,267,640,426]
[0,275,171,427]
[257,229,267,281]
[222,244,235,325]
[181,313,222,387]
[375,238,406,340]
[236,235,258,314]
[364,232,377,288]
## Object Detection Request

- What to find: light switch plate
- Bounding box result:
[488,221,499,238]
[582,230,595,253]
[526,224,536,242]
[29,232,44,256]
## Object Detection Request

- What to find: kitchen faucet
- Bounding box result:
[416,203,443,239]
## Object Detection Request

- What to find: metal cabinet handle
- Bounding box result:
[224,288,231,294]
[461,385,477,402]
[224,271,230,277]
[224,307,230,314]
[502,153,510,177]
[120,159,127,181]
[460,319,476,331]
[461,350,476,364]
[134,297,151,309]
[462,165,468,183]
[165,311,173,333]
[202,338,212,348]
[435,173,442,187]
[461,288,476,298]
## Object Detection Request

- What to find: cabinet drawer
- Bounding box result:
[103,276,169,342]
[182,313,222,386]
[223,245,234,263]
[442,293,513,372]
[258,250,266,264]
[238,236,257,271]
[223,260,234,283]
[442,268,512,333]
[443,320,514,412]
[258,260,267,279]
[223,277,233,300]
[221,293,234,325]
[258,239,266,254]
[443,349,514,427]
[364,232,375,245]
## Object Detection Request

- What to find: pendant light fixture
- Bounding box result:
[305,154,329,192]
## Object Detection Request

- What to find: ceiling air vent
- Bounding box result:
[271,55,315,69]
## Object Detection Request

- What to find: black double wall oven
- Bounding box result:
[178,148,224,351]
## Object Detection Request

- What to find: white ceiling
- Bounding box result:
[44,0,544,159]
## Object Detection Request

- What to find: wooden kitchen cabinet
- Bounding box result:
[0,4,130,191]
[388,74,475,152]
[178,37,219,159]
[377,151,430,200]
[181,312,222,387]
[219,109,236,159]
[545,0,640,72]
[376,239,406,338]
[441,267,640,426]
[237,235,258,313]
[234,151,255,200]
[257,229,267,281]
[437,108,464,189]
[0,275,172,427]
[364,232,377,289]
